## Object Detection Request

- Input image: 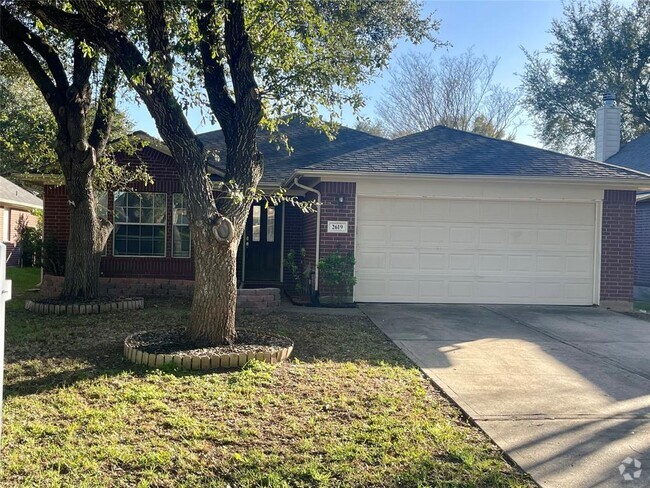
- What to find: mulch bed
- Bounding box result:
[127,328,293,357]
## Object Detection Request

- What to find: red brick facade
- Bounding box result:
[44,147,194,279]
[600,190,636,306]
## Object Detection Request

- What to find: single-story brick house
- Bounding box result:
[0,176,42,266]
[41,118,650,309]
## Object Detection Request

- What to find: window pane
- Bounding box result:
[113,224,166,257]
[127,207,140,222]
[267,207,275,242]
[141,193,154,207]
[154,193,167,208]
[173,226,191,258]
[252,205,261,242]
[127,193,141,206]
[141,208,153,223]
[154,206,167,224]
[114,206,127,223]
[114,192,127,207]
[173,193,184,208]
[96,192,108,219]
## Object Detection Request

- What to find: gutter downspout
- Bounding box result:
[293,178,321,293]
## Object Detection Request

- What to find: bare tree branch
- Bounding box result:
[377,49,522,140]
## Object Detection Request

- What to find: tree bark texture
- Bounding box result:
[1,8,118,300]
[60,148,112,299]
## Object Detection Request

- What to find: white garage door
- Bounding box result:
[355,197,597,305]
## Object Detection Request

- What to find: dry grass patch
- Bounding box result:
[0,269,533,487]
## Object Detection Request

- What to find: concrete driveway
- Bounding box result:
[360,304,650,488]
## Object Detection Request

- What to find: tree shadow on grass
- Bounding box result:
[4,298,413,398]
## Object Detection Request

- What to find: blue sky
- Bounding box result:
[119,1,632,148]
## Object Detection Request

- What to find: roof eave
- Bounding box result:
[289,169,650,190]
[0,197,43,211]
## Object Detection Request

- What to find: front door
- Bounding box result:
[243,203,282,283]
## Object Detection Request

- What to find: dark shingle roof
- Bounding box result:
[305,126,650,180]
[197,118,386,185]
[0,176,42,208]
[606,133,650,172]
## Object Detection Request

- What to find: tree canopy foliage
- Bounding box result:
[0,48,137,179]
[521,0,650,157]
[25,0,438,344]
[0,56,58,174]
[375,49,522,139]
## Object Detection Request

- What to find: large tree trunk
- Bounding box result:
[188,224,243,345]
[59,146,112,300]
[183,136,260,346]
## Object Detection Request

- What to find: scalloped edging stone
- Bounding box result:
[25,297,144,315]
[123,331,293,370]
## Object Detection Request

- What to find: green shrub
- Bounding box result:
[317,251,357,303]
[285,248,309,295]
[16,212,42,267]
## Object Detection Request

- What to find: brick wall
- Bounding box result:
[43,146,194,279]
[282,202,308,291]
[40,275,280,312]
[315,182,356,299]
[600,190,636,306]
[635,201,650,288]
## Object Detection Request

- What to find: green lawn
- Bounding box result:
[0,268,533,487]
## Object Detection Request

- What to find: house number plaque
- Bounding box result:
[327,221,348,233]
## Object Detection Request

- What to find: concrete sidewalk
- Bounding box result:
[360,303,650,488]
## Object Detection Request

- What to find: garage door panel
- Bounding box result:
[357,224,387,243]
[419,253,447,270]
[479,228,508,245]
[450,201,479,221]
[418,280,445,298]
[390,226,418,245]
[567,256,592,274]
[508,229,535,245]
[566,229,593,246]
[448,281,474,298]
[356,251,387,271]
[479,254,507,272]
[449,254,475,271]
[389,253,419,271]
[420,226,449,245]
[355,197,596,305]
[450,227,476,245]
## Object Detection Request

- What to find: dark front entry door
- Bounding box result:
[243,203,282,283]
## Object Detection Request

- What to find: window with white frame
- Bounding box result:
[172,194,190,258]
[113,192,167,257]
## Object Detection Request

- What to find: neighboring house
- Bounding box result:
[602,118,650,299]
[40,118,650,310]
[0,176,42,266]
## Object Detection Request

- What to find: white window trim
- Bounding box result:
[172,193,191,259]
[112,192,168,258]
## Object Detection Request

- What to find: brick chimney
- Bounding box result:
[595,92,621,161]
